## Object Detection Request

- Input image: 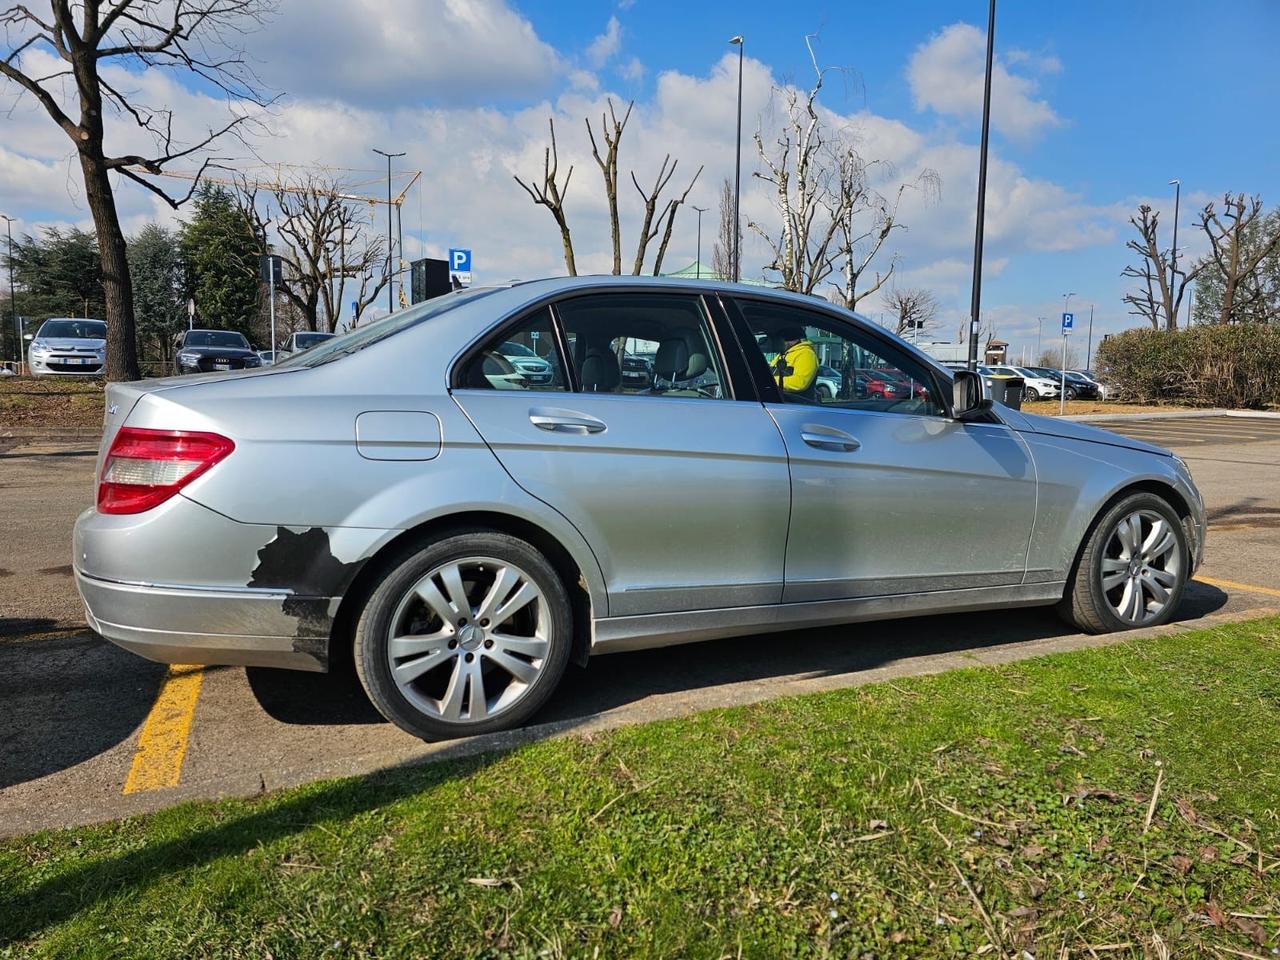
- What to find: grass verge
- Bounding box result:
[1020,399,1196,417]
[3,617,1279,958]
[0,377,104,431]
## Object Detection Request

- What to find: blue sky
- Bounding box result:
[3,0,1278,360]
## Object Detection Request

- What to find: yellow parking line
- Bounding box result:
[1195,576,1280,601]
[122,664,204,794]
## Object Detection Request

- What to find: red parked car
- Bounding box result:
[854,369,902,399]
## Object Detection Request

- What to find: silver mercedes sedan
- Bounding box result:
[74,277,1205,740]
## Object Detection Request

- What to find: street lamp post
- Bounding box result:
[729,35,744,283]
[1168,178,1180,326]
[1,214,16,368]
[1060,292,1075,414]
[691,205,708,279]
[372,148,405,315]
[1085,303,1095,372]
[965,0,997,371]
[1036,316,1043,360]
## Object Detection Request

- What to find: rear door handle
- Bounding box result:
[800,424,861,452]
[529,409,607,434]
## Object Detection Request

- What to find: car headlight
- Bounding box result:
[30,340,51,355]
[178,351,200,363]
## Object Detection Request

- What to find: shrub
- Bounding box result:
[1095,323,1280,409]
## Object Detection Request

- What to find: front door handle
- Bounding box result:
[800,424,861,452]
[529,409,607,435]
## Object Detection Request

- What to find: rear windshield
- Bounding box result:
[185,330,249,349]
[39,319,106,339]
[281,286,501,368]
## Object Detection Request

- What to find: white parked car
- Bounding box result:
[279,331,336,357]
[26,318,106,376]
[986,365,1062,401]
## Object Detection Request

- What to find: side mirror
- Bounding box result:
[952,370,993,421]
[23,333,33,341]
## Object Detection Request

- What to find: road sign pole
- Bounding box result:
[1060,331,1068,415]
[269,267,277,359]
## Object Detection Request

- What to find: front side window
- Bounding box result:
[734,299,944,417]
[458,307,568,392]
[555,293,727,400]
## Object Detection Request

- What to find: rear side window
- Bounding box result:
[554,293,728,400]
[457,307,568,392]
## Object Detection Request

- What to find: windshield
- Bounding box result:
[185,330,249,349]
[278,287,501,369]
[295,333,333,347]
[39,319,106,340]
[501,341,537,357]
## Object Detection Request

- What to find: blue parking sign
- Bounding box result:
[448,248,472,287]
[1062,312,1074,333]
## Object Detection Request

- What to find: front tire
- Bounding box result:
[354,530,573,740]
[1058,492,1188,634]
[1025,387,1040,401]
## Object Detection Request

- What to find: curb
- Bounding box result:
[1068,409,1280,423]
[0,426,102,440]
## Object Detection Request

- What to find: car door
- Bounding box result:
[451,292,791,617]
[726,296,1039,603]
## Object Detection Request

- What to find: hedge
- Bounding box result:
[1094,323,1280,409]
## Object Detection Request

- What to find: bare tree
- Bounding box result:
[1,0,275,380]
[1196,193,1280,325]
[1121,204,1199,330]
[712,177,736,279]
[884,286,938,337]
[238,173,389,333]
[514,119,577,276]
[750,38,931,299]
[517,98,700,276]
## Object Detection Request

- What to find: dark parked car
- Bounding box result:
[174,329,261,375]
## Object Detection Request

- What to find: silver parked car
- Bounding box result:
[27,318,107,376]
[75,278,1205,740]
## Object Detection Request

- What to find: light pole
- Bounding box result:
[373,148,405,315]
[1084,303,1095,372]
[1060,291,1075,414]
[1,214,16,367]
[1036,316,1043,360]
[1168,178,1180,326]
[729,35,744,283]
[965,0,996,371]
[692,205,708,278]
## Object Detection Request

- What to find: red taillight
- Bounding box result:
[97,427,235,515]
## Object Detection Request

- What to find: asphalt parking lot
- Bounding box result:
[3,414,1279,836]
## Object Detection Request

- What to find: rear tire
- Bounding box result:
[354,530,573,740]
[1058,492,1188,634]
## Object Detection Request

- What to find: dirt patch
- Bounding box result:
[1021,399,1195,417]
[0,378,105,431]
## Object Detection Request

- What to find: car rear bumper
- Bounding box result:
[76,568,331,672]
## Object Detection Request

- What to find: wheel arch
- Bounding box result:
[327,510,596,673]
[1061,477,1194,600]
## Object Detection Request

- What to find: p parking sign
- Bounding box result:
[1061,311,1074,334]
[448,248,472,287]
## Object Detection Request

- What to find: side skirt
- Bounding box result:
[590,582,1066,655]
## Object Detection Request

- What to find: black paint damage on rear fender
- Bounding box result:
[248,527,363,666]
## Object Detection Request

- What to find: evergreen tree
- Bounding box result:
[180,184,260,343]
[5,227,105,321]
[128,224,186,362]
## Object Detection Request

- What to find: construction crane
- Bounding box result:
[129,162,421,207]
[132,162,424,312]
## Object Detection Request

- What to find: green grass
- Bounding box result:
[4,618,1280,959]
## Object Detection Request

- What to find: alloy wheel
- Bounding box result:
[385,556,549,723]
[1099,509,1183,625]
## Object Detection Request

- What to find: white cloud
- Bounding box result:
[619,56,646,82]
[908,23,1063,142]
[244,0,560,106]
[587,16,622,69]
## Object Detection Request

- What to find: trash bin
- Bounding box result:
[984,375,1023,410]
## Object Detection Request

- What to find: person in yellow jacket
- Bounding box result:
[773,325,819,398]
